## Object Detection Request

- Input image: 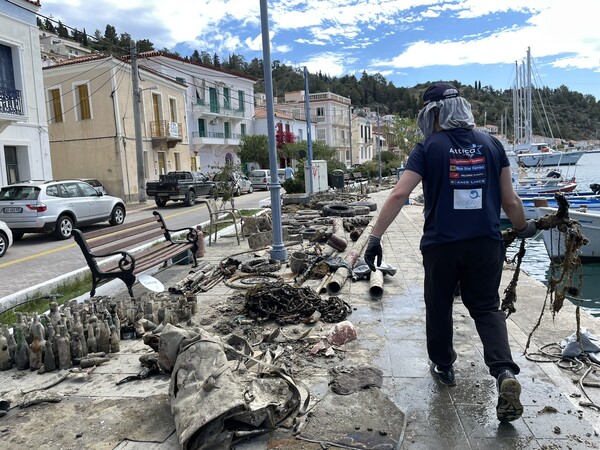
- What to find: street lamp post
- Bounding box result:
[377,106,382,182]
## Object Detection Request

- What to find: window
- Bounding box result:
[224,122,231,139]
[175,77,185,85]
[174,152,181,171]
[240,123,247,136]
[285,124,290,133]
[238,90,245,112]
[223,87,230,109]
[198,119,206,137]
[298,129,303,141]
[316,107,324,117]
[49,88,63,123]
[169,98,177,122]
[75,83,91,120]
[317,129,326,141]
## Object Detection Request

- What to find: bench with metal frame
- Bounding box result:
[73,211,199,297]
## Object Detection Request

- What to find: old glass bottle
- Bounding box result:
[14,326,30,370]
[44,339,56,372]
[56,326,72,370]
[29,335,43,371]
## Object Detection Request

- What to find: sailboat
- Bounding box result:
[511,48,584,168]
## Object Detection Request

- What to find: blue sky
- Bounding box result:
[40,0,600,99]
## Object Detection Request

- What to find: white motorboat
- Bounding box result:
[535,205,600,263]
[515,143,584,167]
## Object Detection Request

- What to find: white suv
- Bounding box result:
[0,180,126,240]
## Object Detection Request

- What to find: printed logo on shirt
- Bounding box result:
[454,188,483,209]
[449,144,487,187]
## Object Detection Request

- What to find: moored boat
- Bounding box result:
[515,143,584,167]
[535,205,600,263]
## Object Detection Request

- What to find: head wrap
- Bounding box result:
[417,82,475,139]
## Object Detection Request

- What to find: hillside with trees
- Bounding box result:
[37,19,600,141]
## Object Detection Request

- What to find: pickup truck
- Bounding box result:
[146,171,217,207]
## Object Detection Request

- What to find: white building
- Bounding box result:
[39,30,93,67]
[282,90,352,166]
[253,106,316,170]
[0,0,52,186]
[141,52,256,174]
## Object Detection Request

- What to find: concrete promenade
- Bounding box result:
[1,188,599,449]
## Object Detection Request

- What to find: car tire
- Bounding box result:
[11,231,24,241]
[234,186,241,197]
[155,197,167,207]
[211,188,218,200]
[322,203,356,217]
[0,232,7,258]
[248,185,254,194]
[54,214,74,240]
[109,205,126,226]
[185,190,196,207]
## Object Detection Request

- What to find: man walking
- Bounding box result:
[364,82,536,422]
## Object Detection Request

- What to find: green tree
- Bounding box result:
[237,134,270,169]
[392,116,422,163]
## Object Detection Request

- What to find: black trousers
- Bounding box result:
[422,237,520,378]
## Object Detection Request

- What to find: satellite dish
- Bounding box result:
[137,274,165,293]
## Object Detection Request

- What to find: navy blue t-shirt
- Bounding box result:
[405,128,510,251]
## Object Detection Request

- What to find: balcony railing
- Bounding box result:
[193,98,244,118]
[0,87,23,116]
[150,121,183,149]
[192,131,242,141]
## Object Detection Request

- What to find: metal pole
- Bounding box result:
[131,40,146,203]
[377,106,382,181]
[304,66,313,194]
[348,104,352,167]
[260,0,286,261]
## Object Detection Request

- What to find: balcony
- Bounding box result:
[192,98,244,120]
[191,131,241,146]
[150,121,183,148]
[0,87,24,123]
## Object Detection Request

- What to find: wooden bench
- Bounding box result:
[73,211,199,298]
[351,171,364,182]
[343,173,352,185]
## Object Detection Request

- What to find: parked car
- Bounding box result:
[145,171,216,207]
[0,220,12,258]
[249,169,271,190]
[212,171,254,196]
[80,178,107,195]
[0,180,126,240]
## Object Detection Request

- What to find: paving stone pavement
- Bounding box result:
[1,187,600,450]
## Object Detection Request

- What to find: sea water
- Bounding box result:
[506,151,600,317]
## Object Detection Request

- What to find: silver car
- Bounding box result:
[249,169,271,190]
[0,180,126,240]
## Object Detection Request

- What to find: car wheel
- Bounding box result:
[211,188,218,200]
[234,186,241,197]
[155,197,167,207]
[0,232,7,258]
[109,205,126,226]
[54,215,74,240]
[185,190,196,207]
[11,231,24,241]
[248,185,254,194]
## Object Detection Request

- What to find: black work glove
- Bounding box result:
[515,219,537,239]
[364,235,382,271]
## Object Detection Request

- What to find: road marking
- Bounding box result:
[0,242,77,268]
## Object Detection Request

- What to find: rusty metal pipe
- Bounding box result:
[369,269,384,300]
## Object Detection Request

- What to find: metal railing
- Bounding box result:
[150,121,183,139]
[191,131,241,140]
[0,87,23,116]
[192,99,244,118]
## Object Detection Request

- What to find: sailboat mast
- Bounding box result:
[526,47,532,145]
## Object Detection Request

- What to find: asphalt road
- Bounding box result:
[0,190,271,299]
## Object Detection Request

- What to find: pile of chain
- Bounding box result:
[244,279,351,325]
